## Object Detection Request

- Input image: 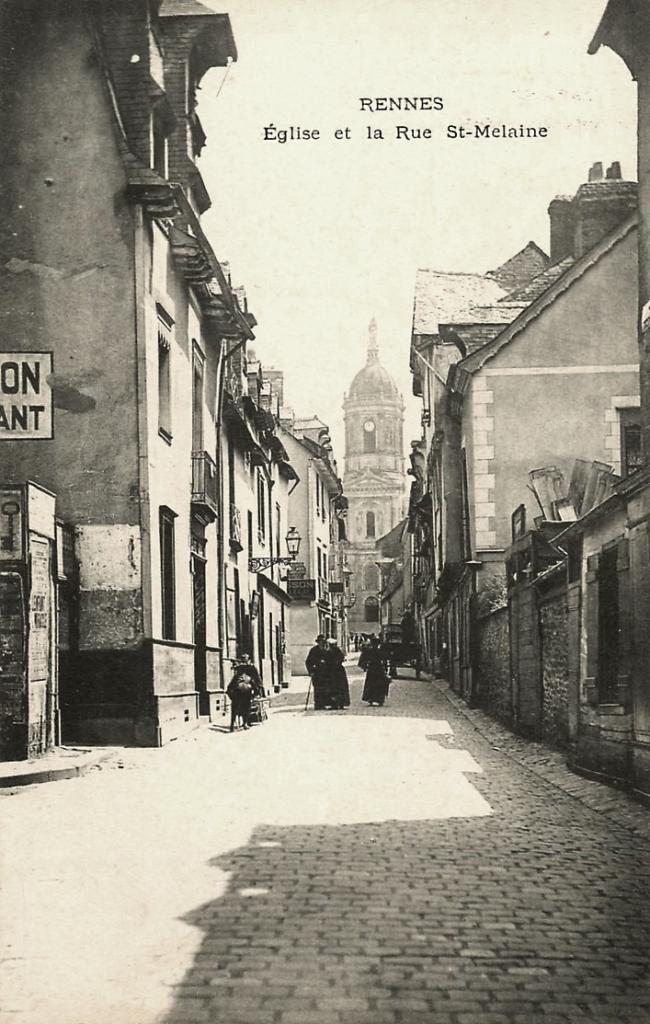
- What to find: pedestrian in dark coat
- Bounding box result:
[327,638,350,709]
[360,636,389,707]
[305,634,331,709]
[236,653,264,696]
[227,664,255,732]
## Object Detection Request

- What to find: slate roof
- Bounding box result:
[412,271,506,336]
[439,323,510,356]
[459,214,637,374]
[160,0,219,16]
[486,241,550,294]
[501,257,575,304]
[377,517,408,556]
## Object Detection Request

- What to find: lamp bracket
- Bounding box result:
[249,555,295,573]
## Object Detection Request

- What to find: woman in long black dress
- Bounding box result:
[327,638,350,710]
[359,636,389,707]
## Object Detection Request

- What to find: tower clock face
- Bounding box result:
[363,420,375,433]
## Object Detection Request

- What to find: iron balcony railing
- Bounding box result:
[191,451,218,519]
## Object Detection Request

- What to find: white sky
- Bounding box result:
[198,0,637,459]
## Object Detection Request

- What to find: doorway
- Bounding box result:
[191,554,207,713]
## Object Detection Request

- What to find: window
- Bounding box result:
[323,552,327,579]
[151,107,168,178]
[366,510,376,538]
[598,545,619,702]
[620,409,642,477]
[257,473,266,543]
[364,563,379,591]
[159,507,177,640]
[364,596,379,623]
[317,547,322,578]
[275,503,281,562]
[460,448,471,561]
[567,537,583,584]
[363,418,376,453]
[228,436,236,508]
[157,304,173,440]
[247,510,253,564]
[191,345,205,452]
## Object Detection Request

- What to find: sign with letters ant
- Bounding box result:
[0,353,53,439]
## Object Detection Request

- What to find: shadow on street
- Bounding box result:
[162,807,650,1024]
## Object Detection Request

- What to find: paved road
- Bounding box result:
[2,665,650,1024]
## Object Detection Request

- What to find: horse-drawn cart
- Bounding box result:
[380,623,422,679]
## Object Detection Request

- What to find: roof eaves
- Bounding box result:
[459,213,638,374]
[553,491,623,544]
[588,0,640,78]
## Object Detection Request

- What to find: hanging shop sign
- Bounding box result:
[287,578,316,602]
[286,561,307,579]
[0,353,53,439]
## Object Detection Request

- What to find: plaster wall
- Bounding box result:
[144,223,220,651]
[468,230,638,551]
[0,4,140,525]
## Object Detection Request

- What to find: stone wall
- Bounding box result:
[476,606,512,725]
[540,590,569,750]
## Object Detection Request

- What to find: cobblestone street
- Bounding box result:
[3,665,650,1024]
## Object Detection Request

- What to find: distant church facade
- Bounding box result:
[343,320,406,634]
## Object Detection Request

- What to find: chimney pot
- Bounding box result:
[606,161,622,180]
[588,161,604,182]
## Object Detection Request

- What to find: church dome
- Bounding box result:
[347,319,399,402]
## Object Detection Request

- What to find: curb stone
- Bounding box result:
[431,676,650,840]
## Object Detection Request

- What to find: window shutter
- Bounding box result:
[584,552,600,700]
[616,538,632,703]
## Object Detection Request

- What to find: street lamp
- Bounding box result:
[249,526,302,573]
[285,525,301,559]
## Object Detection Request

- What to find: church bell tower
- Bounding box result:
[342,320,405,634]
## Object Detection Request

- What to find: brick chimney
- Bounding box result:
[263,369,285,414]
[548,196,575,263]
[573,161,637,257]
[246,354,261,405]
[548,163,637,264]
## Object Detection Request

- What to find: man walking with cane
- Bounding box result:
[305,634,330,710]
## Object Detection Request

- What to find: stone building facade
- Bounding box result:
[343,320,406,633]
[0,0,254,751]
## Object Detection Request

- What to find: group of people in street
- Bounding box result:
[305,635,351,710]
[306,633,392,710]
[227,632,397,727]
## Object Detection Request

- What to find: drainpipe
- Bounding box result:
[133,207,153,641]
[215,340,227,690]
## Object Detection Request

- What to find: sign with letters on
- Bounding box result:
[287,578,316,602]
[0,353,53,439]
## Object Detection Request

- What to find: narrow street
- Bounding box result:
[3,666,650,1024]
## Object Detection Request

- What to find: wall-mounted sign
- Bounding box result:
[0,488,24,561]
[287,578,316,602]
[286,561,307,579]
[329,581,344,594]
[0,353,53,439]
